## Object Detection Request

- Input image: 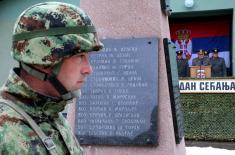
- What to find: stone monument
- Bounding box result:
[68,0,186,154]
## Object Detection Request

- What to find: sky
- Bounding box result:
[186,147,235,155]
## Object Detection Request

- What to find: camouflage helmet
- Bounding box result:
[11,2,103,101]
[12,2,103,66]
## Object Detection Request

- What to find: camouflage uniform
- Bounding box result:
[177,59,189,77]
[192,57,210,66]
[0,2,103,155]
[0,70,83,154]
[210,57,227,77]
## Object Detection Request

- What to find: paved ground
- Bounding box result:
[186,140,235,150]
[186,146,235,155]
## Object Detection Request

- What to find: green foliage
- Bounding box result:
[181,93,235,141]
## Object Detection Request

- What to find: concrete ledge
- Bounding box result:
[186,140,235,150]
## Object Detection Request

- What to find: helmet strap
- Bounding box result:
[20,62,81,101]
[20,63,48,81]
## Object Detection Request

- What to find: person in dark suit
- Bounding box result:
[210,48,227,77]
[176,50,189,77]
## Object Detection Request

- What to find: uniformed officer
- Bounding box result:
[204,50,209,58]
[176,50,189,77]
[0,2,103,154]
[202,50,210,66]
[192,49,211,66]
[210,48,227,77]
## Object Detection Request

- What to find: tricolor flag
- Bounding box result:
[170,19,231,67]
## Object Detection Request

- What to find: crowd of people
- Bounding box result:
[176,48,227,77]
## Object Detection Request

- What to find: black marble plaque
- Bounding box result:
[163,38,184,144]
[75,37,159,146]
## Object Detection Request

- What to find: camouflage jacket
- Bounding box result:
[0,68,83,155]
[192,57,211,66]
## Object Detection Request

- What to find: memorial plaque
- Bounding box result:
[75,37,159,145]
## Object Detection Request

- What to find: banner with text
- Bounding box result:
[179,79,235,93]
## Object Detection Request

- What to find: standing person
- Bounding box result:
[210,48,227,77]
[176,50,189,77]
[204,50,209,58]
[192,49,210,66]
[203,50,210,65]
[0,2,103,155]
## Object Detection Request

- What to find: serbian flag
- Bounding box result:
[170,19,231,67]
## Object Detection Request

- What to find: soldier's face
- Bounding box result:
[177,55,183,59]
[198,53,204,59]
[57,53,93,92]
[213,53,219,58]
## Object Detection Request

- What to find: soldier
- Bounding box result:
[204,50,209,58]
[210,48,227,77]
[0,2,103,155]
[192,49,210,66]
[176,50,189,77]
[202,50,210,66]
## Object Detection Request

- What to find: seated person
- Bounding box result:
[210,48,227,77]
[176,50,189,77]
[192,49,210,66]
